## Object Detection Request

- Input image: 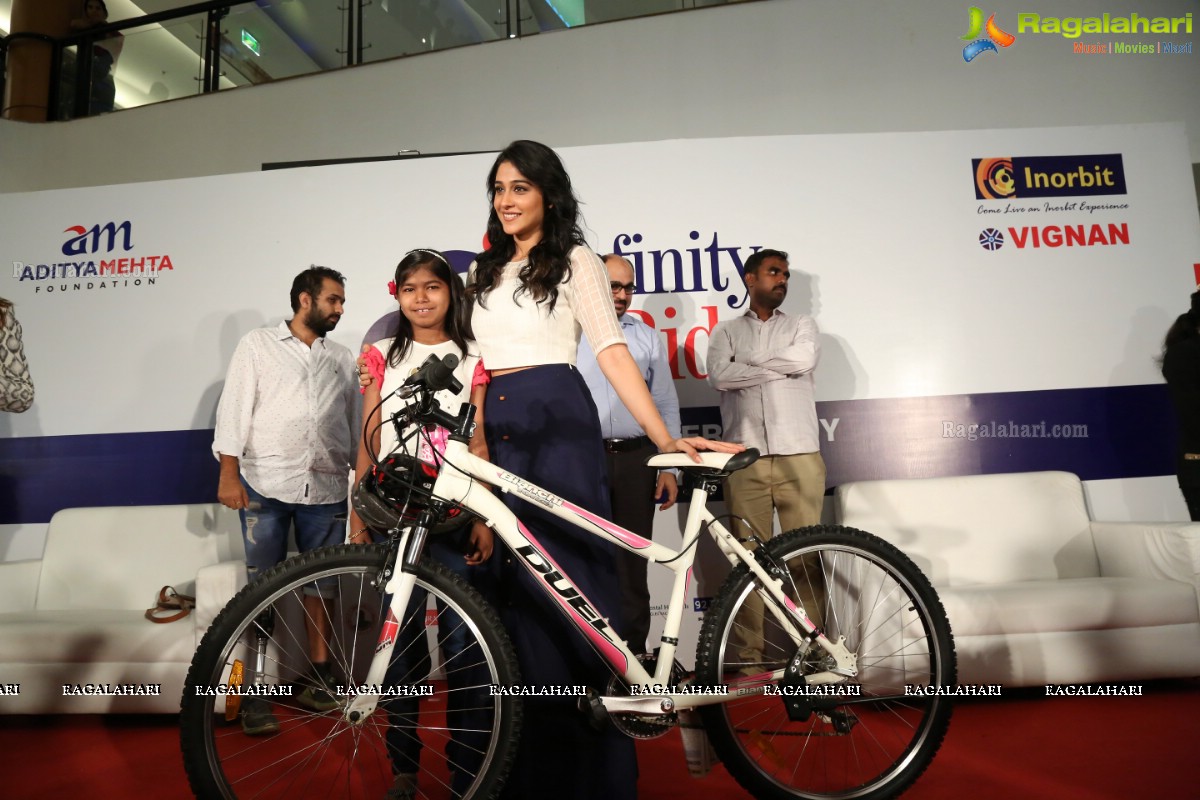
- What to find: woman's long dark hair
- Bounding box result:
[1160,313,1200,369]
[386,249,472,367]
[472,140,586,312]
[1159,292,1200,371]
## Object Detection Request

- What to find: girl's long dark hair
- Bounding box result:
[472,140,586,313]
[386,249,472,367]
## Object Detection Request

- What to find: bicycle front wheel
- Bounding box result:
[181,543,521,800]
[696,525,956,800]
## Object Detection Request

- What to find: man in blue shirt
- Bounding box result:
[578,254,682,656]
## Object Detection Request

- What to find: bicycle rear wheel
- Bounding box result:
[181,543,521,800]
[696,525,955,800]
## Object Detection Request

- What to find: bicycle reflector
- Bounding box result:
[352,453,471,535]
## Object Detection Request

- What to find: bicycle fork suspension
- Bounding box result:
[343,523,427,723]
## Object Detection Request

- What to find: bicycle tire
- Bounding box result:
[695,525,956,800]
[181,543,521,800]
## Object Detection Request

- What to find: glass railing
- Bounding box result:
[2,0,763,121]
[55,9,215,119]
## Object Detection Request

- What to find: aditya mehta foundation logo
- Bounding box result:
[10,220,177,295]
[960,7,1016,62]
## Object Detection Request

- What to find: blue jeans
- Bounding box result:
[240,479,345,595]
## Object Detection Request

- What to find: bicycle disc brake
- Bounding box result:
[777,645,859,734]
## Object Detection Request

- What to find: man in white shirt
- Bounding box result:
[707,249,826,669]
[578,254,681,656]
[212,266,358,733]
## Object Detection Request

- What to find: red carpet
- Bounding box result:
[1,680,1196,799]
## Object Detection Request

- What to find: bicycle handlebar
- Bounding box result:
[389,354,475,440]
[393,353,463,400]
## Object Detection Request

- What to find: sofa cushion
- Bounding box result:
[940,577,1200,636]
[0,560,40,612]
[0,610,200,664]
[954,625,1200,686]
[835,471,1099,586]
[36,504,243,611]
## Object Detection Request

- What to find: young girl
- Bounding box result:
[469,140,740,799]
[349,248,491,546]
[347,248,492,800]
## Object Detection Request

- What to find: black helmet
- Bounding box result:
[352,453,472,536]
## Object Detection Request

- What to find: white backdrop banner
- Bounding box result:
[2,123,1198,660]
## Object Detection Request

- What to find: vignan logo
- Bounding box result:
[961,7,1016,61]
[978,223,1130,250]
[972,153,1127,200]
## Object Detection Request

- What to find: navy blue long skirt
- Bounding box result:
[485,364,638,799]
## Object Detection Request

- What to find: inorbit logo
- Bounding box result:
[972,154,1127,200]
[961,7,1016,61]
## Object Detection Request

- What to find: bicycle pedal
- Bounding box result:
[578,689,610,732]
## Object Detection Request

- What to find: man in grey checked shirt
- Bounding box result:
[707,248,826,671]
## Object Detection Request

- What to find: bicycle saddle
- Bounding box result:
[646,447,759,474]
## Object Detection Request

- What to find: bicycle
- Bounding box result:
[181,354,956,800]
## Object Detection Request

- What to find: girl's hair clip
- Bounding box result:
[387,280,398,297]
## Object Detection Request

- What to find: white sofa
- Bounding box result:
[0,504,246,713]
[834,471,1200,687]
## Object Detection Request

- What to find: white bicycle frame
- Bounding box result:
[345,434,857,722]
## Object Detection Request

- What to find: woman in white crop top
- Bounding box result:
[468,140,741,800]
[471,141,735,460]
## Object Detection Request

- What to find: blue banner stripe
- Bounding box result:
[0,429,219,525]
[684,383,1175,489]
[0,384,1176,525]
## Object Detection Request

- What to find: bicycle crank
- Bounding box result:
[601,651,685,739]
